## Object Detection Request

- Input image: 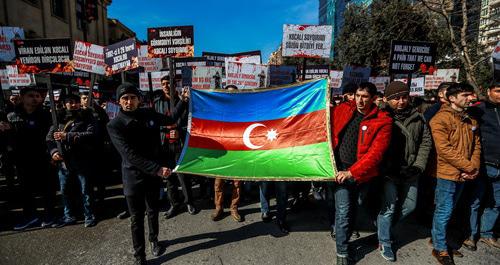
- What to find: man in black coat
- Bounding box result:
[107,83,187,265]
[6,87,55,230]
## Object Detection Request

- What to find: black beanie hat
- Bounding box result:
[385,81,409,100]
[116,82,141,99]
[341,82,358,95]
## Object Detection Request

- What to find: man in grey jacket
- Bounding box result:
[377,81,432,261]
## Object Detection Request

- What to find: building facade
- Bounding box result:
[479,0,500,53]
[318,0,372,59]
[0,0,113,46]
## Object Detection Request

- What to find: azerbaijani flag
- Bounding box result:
[175,79,336,181]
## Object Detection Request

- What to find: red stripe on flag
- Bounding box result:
[188,110,327,151]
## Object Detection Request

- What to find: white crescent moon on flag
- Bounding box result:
[243,123,266,149]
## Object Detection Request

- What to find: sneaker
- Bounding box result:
[336,255,350,265]
[116,211,130,220]
[14,217,40,231]
[51,217,76,228]
[84,218,97,228]
[431,249,455,265]
[40,218,55,228]
[261,212,271,223]
[187,204,197,215]
[379,244,396,262]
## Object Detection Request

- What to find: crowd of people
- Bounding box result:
[0,77,499,265]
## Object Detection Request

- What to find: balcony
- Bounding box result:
[491,0,500,8]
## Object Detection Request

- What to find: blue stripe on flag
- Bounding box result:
[191,79,327,122]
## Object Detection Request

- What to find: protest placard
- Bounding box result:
[424,69,459,90]
[72,41,105,75]
[13,38,72,73]
[191,66,223,89]
[282,24,332,58]
[0,27,24,62]
[0,70,10,90]
[6,65,35,86]
[330,70,343,95]
[269,65,297,86]
[341,65,370,87]
[139,71,169,91]
[147,26,194,58]
[138,45,162,73]
[226,62,268,89]
[203,51,261,67]
[174,57,208,75]
[104,38,138,76]
[389,40,436,74]
[299,65,329,80]
[369,76,390,92]
[105,101,121,120]
[396,77,425,96]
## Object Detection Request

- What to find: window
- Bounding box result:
[22,0,40,7]
[51,0,66,20]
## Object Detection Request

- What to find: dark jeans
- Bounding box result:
[259,181,287,221]
[326,182,356,256]
[469,165,500,239]
[432,178,465,251]
[17,162,56,219]
[377,177,418,246]
[166,172,193,207]
[58,167,94,221]
[126,189,159,259]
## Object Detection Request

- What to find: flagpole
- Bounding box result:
[46,73,67,170]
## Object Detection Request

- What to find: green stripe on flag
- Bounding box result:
[176,142,336,180]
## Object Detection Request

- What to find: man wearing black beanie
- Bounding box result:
[107,82,188,265]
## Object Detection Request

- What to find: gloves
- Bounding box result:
[401,166,422,179]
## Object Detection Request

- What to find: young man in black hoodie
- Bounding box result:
[47,93,97,228]
[7,87,55,230]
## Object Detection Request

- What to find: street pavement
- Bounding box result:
[1,190,499,265]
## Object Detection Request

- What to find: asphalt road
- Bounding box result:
[1,192,499,265]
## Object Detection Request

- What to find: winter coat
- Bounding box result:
[330,100,392,184]
[429,104,481,181]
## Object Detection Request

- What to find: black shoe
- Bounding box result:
[164,206,178,219]
[187,204,197,215]
[336,255,350,265]
[117,211,129,220]
[51,217,76,228]
[330,226,336,239]
[261,212,271,223]
[277,219,290,234]
[150,241,163,257]
[14,217,40,231]
[134,256,147,265]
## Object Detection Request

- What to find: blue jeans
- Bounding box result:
[377,177,418,246]
[259,181,287,221]
[469,165,500,239]
[432,178,465,251]
[58,167,94,221]
[326,182,356,256]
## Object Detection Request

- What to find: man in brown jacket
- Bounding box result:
[429,83,481,265]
